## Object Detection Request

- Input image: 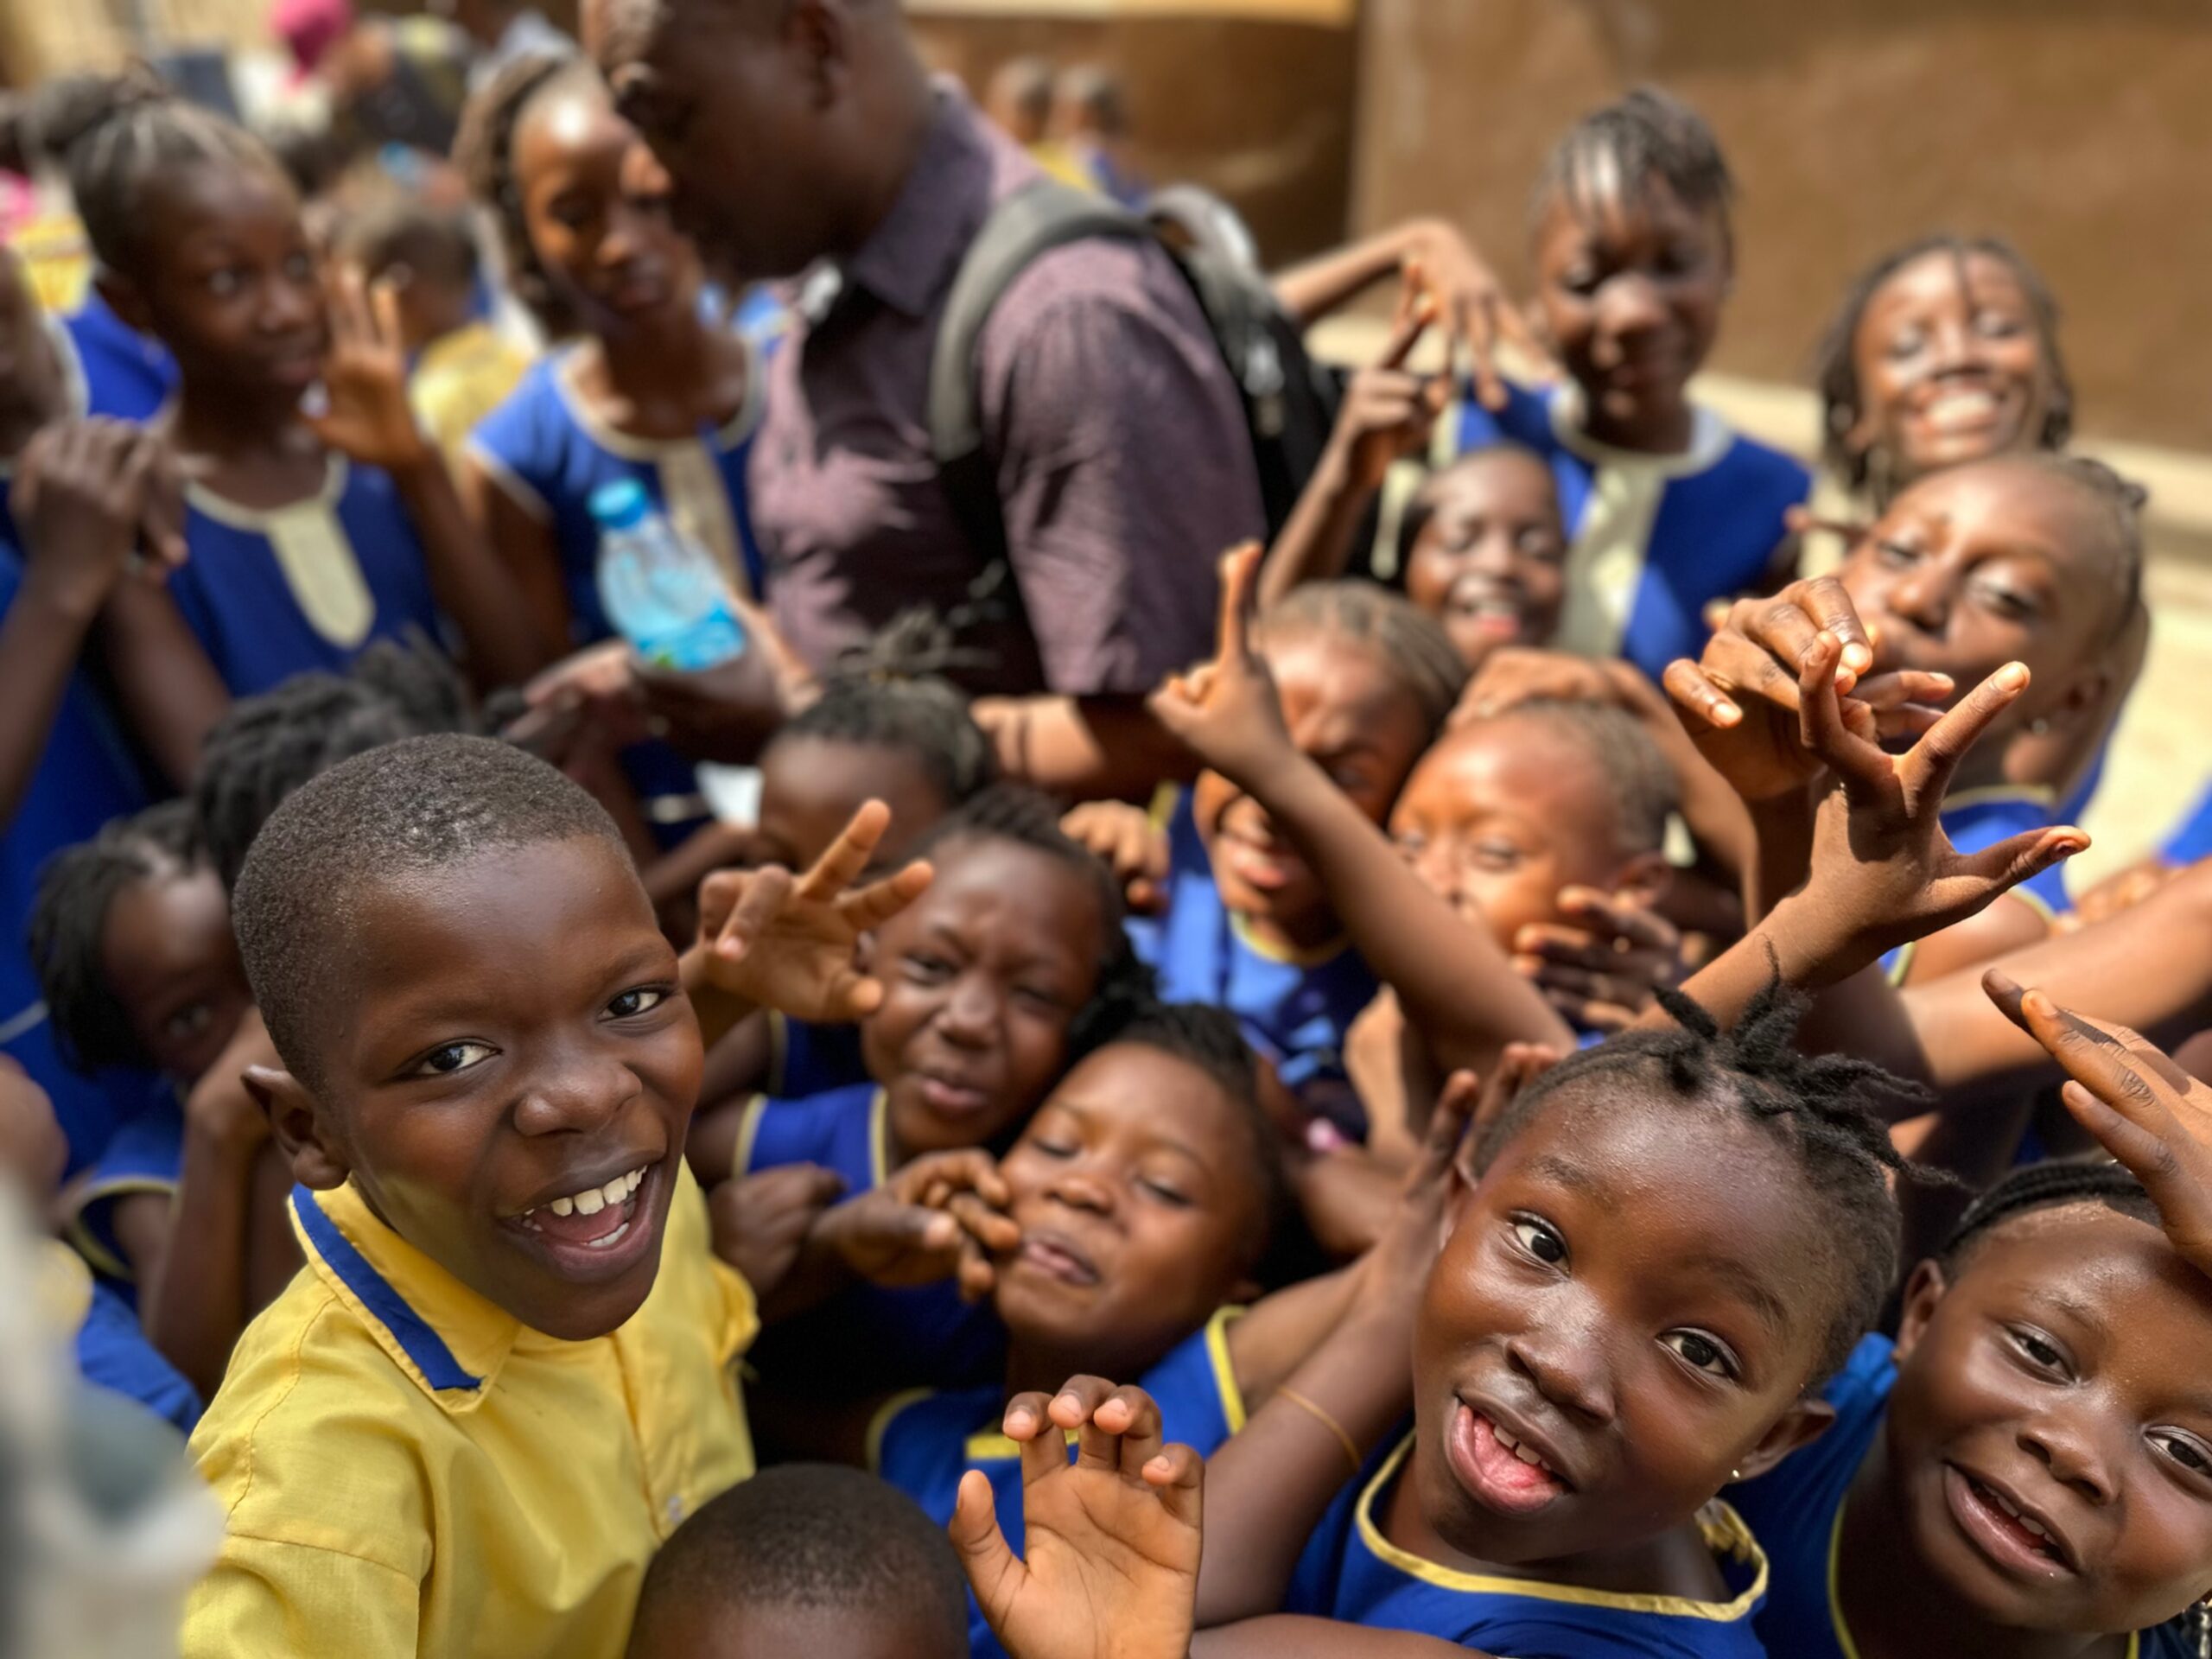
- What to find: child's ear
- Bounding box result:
[245,1065,351,1190]
[92,270,156,338]
[1606,851,1673,909]
[1891,1257,1950,1365]
[1732,1394,1835,1484]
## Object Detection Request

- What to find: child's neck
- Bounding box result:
[572,315,745,440]
[1836,1432,2127,1659]
[1577,391,1695,458]
[167,389,326,509]
[1000,1328,1168,1404]
[1387,1450,1731,1603]
[1231,899,1347,960]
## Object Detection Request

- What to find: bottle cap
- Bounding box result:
[588,478,651,531]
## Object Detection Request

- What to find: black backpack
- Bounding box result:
[925,181,1340,613]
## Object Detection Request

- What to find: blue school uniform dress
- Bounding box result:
[1881,786,2072,984]
[167,459,444,696]
[0,518,163,1174]
[62,1090,184,1287]
[1133,794,1380,1140]
[2164,784,2212,867]
[58,293,178,422]
[873,1306,1247,1659]
[467,343,768,841]
[1457,384,1810,685]
[766,1012,870,1099]
[734,1082,1006,1393]
[1727,1335,2190,1659]
[37,1238,201,1435]
[1287,1435,1770,1658]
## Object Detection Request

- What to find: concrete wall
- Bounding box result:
[1351,0,2212,452]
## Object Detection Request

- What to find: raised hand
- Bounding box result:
[304,265,435,473]
[1512,889,1683,1033]
[1324,276,1446,495]
[1147,542,1294,791]
[693,799,933,1022]
[1785,636,2086,970]
[1663,577,1954,804]
[708,1164,847,1302]
[1395,219,1557,410]
[1061,800,1171,917]
[816,1148,1019,1298]
[1985,971,2212,1275]
[12,418,186,620]
[950,1378,1203,1659]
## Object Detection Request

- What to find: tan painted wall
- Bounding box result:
[1351,0,2212,452]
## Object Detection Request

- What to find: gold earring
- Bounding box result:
[1730,1467,1742,1481]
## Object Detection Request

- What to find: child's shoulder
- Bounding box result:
[739,1079,886,1188]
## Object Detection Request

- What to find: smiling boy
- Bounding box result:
[181,734,928,1657]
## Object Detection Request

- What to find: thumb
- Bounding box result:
[1952,825,2088,899]
[949,1469,1022,1618]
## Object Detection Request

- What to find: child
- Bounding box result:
[328,188,529,465]
[72,92,538,784]
[0,404,181,1174]
[183,734,931,1655]
[456,49,765,663]
[1727,984,2212,1659]
[625,1463,969,1659]
[1455,87,1809,683]
[711,785,1147,1395]
[1814,234,2071,510]
[1666,452,2142,983]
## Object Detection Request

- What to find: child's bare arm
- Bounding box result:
[458,452,575,667]
[1152,546,1572,1076]
[975,694,1201,802]
[1196,1620,1480,1657]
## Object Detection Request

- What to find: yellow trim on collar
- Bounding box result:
[868,1088,891,1190]
[1352,1438,1769,1621]
[1205,1305,1249,1433]
[731,1093,769,1181]
[1229,910,1351,969]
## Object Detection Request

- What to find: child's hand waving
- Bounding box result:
[1324,278,1446,495]
[692,799,933,1022]
[950,1378,1203,1659]
[1986,973,2212,1274]
[307,266,436,474]
[1147,542,1294,791]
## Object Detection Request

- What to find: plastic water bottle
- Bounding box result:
[588,479,747,671]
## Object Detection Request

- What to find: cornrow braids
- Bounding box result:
[193,639,481,891]
[452,48,596,339]
[66,91,287,283]
[14,69,165,175]
[1814,234,2074,501]
[1476,976,1929,1382]
[1940,1157,2158,1270]
[1262,580,1470,745]
[27,800,204,1077]
[1529,86,1735,254]
[774,673,996,811]
[910,784,1156,1062]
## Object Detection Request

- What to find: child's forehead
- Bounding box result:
[1869,247,2031,321]
[1429,448,1557,506]
[1535,170,1722,255]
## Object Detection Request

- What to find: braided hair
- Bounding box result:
[1814,234,2074,501]
[1940,1157,2159,1269]
[1476,976,1928,1382]
[194,639,481,892]
[1262,581,1470,746]
[909,784,1155,1062]
[452,48,597,339]
[65,89,289,284]
[776,632,999,812]
[27,800,205,1077]
[1529,86,1736,255]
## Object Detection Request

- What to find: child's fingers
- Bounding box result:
[1945,827,2088,916]
[1102,1383,1167,1482]
[1661,658,1744,729]
[949,1468,1022,1615]
[1417,1069,1482,1181]
[1726,594,1834,688]
[368,276,405,352]
[1783,577,1876,677]
[798,799,893,900]
[712,866,794,961]
[1783,504,1872,543]
[2055,1078,2212,1267]
[1900,662,2031,807]
[838,858,937,931]
[2008,983,2186,1109]
[1544,993,1638,1033]
[956,1242,998,1303]
[948,1192,1021,1255]
[823,964,886,1020]
[1141,1441,1205,1531]
[1001,1389,1055,1443]
[1849,669,1955,711]
[1517,959,1648,1010]
[1214,541,1264,664]
[1046,1375,1125,1470]
[1376,289,1436,371]
[1797,633,1891,791]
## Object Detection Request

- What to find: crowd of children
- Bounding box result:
[0,30,2207,1659]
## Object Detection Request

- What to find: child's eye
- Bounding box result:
[205,268,245,297]
[1972,309,2025,341]
[1470,840,1522,871]
[1510,1217,1567,1266]
[1875,537,1923,569]
[1662,1331,1739,1380]
[2006,1325,2071,1376]
[1013,984,1069,1014]
[1030,1138,1077,1160]
[1885,326,1929,361]
[606,987,670,1020]
[1515,529,1566,563]
[1966,575,2039,621]
[162,1002,214,1041]
[414,1040,495,1077]
[904,953,954,984]
[1139,1177,1193,1208]
[2152,1430,2212,1477]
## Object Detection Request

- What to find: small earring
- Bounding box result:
[1730,1467,1742,1482]
[2027,715,2052,736]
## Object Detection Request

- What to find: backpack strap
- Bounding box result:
[927,181,1151,576]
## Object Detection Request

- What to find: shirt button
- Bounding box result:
[666,1497,683,1525]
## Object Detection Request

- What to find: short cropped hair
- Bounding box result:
[1497,698,1679,856]
[626,1465,967,1656]
[232,734,625,1090]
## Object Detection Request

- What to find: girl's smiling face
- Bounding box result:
[1848,249,2057,491]
[1411,1079,1837,1569]
[1840,458,2127,744]
[1404,451,1568,671]
[1885,1205,2212,1635]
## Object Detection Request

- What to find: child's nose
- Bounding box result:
[511,1051,639,1136]
[2019,1414,2116,1507]
[1049,1167,1114,1217]
[1595,271,1668,336]
[935,976,1000,1046]
[1505,1317,1618,1428]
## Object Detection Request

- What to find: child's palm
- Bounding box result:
[1147,542,1294,790]
[305,268,429,471]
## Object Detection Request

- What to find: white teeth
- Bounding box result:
[1991,1489,2021,1518]
[2019,1514,2050,1539]
[601,1175,629,1205]
[550,1196,575,1217]
[530,1167,648,1226]
[1513,1444,1545,1467]
[574,1187,606,1217]
[582,1218,631,1251]
[1492,1425,1518,1451]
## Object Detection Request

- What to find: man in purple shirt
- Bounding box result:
[582,0,1263,792]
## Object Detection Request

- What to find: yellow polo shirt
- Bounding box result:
[181,1164,755,1658]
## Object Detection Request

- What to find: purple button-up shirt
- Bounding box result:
[749,86,1263,697]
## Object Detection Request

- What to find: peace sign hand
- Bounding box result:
[305,265,435,474]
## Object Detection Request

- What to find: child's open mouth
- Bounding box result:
[1449,1402,1572,1516]
[505,1162,659,1277]
[1945,1465,2075,1578]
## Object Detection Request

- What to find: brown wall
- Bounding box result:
[1351,0,2212,452]
[908,11,1357,264]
